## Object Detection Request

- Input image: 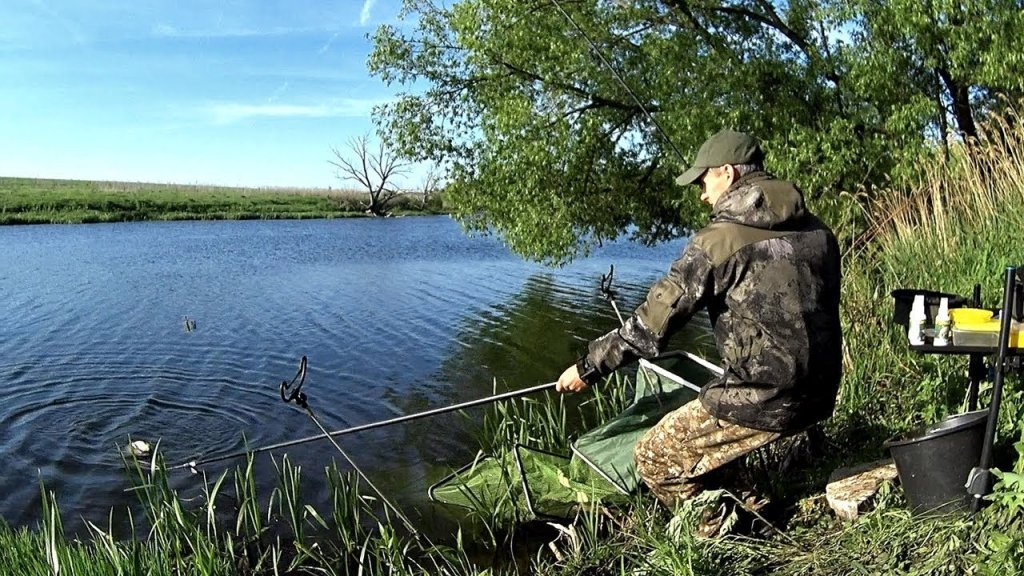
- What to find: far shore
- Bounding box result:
[0,176,444,225]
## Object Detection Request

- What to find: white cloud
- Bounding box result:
[201,98,388,125]
[318,31,340,55]
[151,23,179,37]
[266,82,291,103]
[359,0,377,26]
[150,23,310,39]
[23,0,89,45]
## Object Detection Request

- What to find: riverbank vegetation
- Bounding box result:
[0,177,445,224]
[369,0,1023,264]
[5,0,1024,567]
[4,111,1024,574]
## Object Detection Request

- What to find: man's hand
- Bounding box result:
[556,364,589,393]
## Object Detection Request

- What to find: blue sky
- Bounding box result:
[0,0,419,189]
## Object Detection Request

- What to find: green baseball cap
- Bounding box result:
[675,129,764,186]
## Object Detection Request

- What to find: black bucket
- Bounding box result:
[884,410,988,516]
[890,289,968,330]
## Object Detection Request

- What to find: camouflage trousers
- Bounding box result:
[633,399,781,508]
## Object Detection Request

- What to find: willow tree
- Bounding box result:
[368,0,1024,263]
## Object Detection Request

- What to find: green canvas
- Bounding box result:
[571,354,714,493]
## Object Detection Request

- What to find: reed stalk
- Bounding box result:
[6,107,1024,575]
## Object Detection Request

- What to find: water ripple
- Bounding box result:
[0,217,695,532]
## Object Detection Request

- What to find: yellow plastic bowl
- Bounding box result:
[950,308,995,328]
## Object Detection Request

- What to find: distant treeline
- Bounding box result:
[0,177,446,224]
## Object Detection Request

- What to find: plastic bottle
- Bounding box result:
[933,297,950,346]
[908,294,927,345]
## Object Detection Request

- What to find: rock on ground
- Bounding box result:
[826,459,899,520]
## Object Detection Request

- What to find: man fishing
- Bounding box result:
[556,129,843,507]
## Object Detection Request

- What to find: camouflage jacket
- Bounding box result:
[581,172,842,433]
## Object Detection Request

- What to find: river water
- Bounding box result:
[0,216,709,533]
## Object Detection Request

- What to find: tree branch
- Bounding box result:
[492,55,644,113]
[329,134,411,216]
[661,0,843,85]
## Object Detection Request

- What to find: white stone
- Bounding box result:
[826,459,898,520]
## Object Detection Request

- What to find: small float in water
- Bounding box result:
[127,439,152,457]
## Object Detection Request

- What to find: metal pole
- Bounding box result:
[289,393,419,538]
[968,266,1016,511]
[173,380,557,470]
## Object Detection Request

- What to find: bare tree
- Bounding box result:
[329,135,410,217]
[420,168,441,210]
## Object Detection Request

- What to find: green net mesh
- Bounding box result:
[429,353,719,519]
[428,446,625,519]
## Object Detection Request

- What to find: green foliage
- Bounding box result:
[370,0,1024,262]
[992,470,1024,515]
[458,373,633,530]
[764,495,981,575]
[523,491,764,576]
[7,109,1024,574]
[990,430,1024,527]
[979,527,1024,576]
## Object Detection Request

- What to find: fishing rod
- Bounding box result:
[279,356,460,574]
[278,357,417,534]
[549,0,687,165]
[598,264,724,377]
[172,376,558,471]
[600,264,625,325]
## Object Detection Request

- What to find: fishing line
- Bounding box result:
[549,0,687,164]
[278,356,416,534]
[279,356,459,574]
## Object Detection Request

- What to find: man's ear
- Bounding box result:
[724,164,738,186]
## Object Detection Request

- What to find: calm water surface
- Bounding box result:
[0,216,709,532]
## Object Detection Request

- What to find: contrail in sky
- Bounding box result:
[318,31,340,54]
[359,0,377,26]
[30,0,87,44]
[267,82,290,104]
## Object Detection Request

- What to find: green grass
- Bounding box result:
[467,106,1024,573]
[7,109,1024,573]
[0,176,445,224]
[0,451,480,575]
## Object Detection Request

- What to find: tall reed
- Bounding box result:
[6,108,1024,575]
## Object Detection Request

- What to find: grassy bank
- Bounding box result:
[0,177,444,224]
[0,382,637,576]
[5,110,1024,574]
